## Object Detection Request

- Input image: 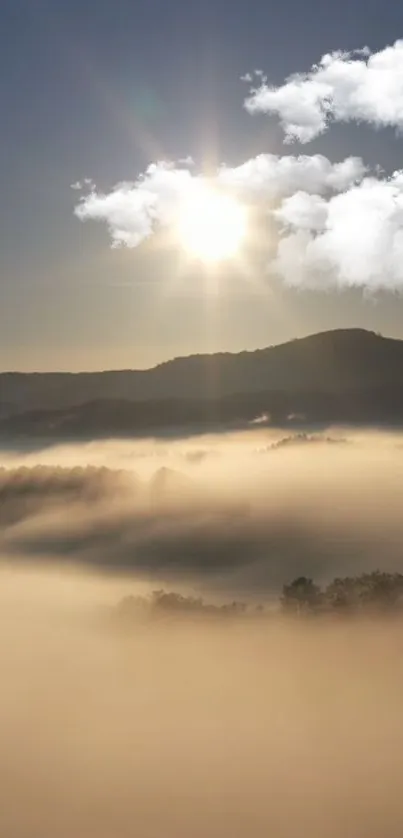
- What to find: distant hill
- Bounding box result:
[1,329,403,437]
[1,329,403,409]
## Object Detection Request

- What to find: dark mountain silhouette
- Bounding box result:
[2,329,403,437]
[0,328,401,409]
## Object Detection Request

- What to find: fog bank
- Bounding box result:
[0,567,403,837]
[0,428,402,593]
[1,428,403,835]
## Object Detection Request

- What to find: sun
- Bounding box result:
[177,186,247,264]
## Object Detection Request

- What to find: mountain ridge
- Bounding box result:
[1,329,403,437]
[0,328,387,376]
[0,329,401,416]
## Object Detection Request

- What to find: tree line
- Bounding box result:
[115,571,403,621]
[281,571,403,616]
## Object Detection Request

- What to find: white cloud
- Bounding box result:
[219,153,365,198]
[74,151,403,292]
[71,178,95,191]
[75,184,156,247]
[75,153,365,248]
[274,192,328,232]
[75,162,195,247]
[178,155,195,167]
[272,173,403,290]
[245,40,403,143]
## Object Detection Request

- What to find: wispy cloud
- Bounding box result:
[245,40,403,143]
[71,177,95,191]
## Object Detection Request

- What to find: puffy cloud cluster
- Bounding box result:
[75,162,195,247]
[218,153,365,198]
[75,154,403,290]
[74,152,365,246]
[245,41,403,143]
[74,39,403,291]
[273,172,403,290]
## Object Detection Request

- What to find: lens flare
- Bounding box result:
[177,187,247,264]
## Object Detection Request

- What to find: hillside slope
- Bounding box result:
[1,329,403,436]
[1,329,403,416]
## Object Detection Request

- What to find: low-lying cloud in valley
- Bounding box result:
[1,428,403,591]
[2,430,403,836]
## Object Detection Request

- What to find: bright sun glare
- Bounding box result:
[177,187,247,264]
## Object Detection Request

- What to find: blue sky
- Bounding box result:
[2,0,403,370]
